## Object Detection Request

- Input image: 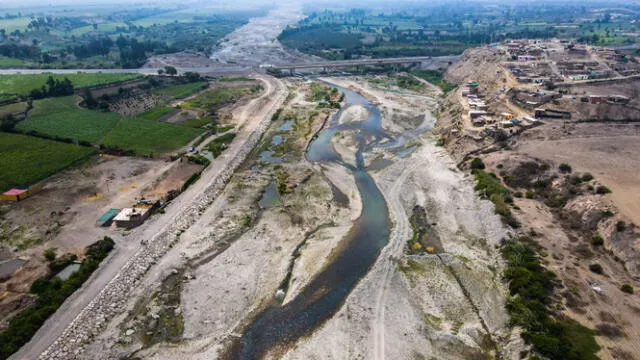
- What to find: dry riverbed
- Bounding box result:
[78,76,520,360]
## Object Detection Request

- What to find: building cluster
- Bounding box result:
[510,88,562,108]
[504,39,546,58]
[96,199,160,229]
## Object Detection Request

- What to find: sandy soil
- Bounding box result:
[438,45,640,360]
[210,4,318,66]
[515,129,640,225]
[10,75,287,360]
[338,104,368,124]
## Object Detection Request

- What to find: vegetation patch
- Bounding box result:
[0,237,115,359]
[473,170,519,228]
[501,238,600,360]
[183,86,256,111]
[206,132,236,158]
[0,73,140,99]
[411,70,457,93]
[407,205,442,254]
[101,118,203,157]
[151,81,207,100]
[17,96,120,143]
[0,132,95,191]
[139,104,174,120]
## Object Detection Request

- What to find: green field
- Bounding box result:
[0,56,25,67]
[17,97,120,143]
[152,82,208,99]
[101,118,203,156]
[0,102,28,117]
[0,132,95,191]
[16,96,203,155]
[139,105,174,120]
[184,87,254,110]
[0,17,33,32]
[0,73,142,99]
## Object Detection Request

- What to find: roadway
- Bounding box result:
[0,55,458,75]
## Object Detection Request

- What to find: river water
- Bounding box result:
[231,84,392,359]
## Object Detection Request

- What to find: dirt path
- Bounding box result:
[372,166,412,360]
[11,75,286,360]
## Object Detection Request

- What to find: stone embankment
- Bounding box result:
[38,81,286,360]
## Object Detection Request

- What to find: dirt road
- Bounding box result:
[11,75,286,360]
[372,166,412,360]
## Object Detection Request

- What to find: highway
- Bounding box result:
[0,55,459,75]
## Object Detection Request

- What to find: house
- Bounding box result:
[114,207,151,229]
[472,117,486,126]
[500,120,514,128]
[501,112,514,120]
[469,110,488,119]
[1,189,28,201]
[518,55,537,61]
[0,184,43,201]
[569,74,589,81]
[608,95,630,104]
[96,208,120,227]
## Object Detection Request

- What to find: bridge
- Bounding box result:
[0,56,458,76]
[269,56,436,74]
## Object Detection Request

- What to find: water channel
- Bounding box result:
[231,83,396,359]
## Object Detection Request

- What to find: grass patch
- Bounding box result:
[17,96,120,143]
[139,104,174,120]
[502,238,600,360]
[473,170,519,228]
[0,132,95,191]
[16,96,202,156]
[182,117,213,128]
[0,73,141,99]
[0,237,114,359]
[183,86,253,110]
[102,118,203,157]
[206,132,236,158]
[0,102,28,117]
[411,70,457,93]
[0,56,25,68]
[152,81,207,100]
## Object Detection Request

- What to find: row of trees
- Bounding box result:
[29,76,74,100]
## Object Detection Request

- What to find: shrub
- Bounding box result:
[525,191,534,199]
[0,237,115,359]
[601,210,614,217]
[595,186,611,194]
[470,157,485,170]
[616,221,626,232]
[590,235,604,247]
[589,263,604,274]
[514,191,523,198]
[502,239,600,360]
[43,248,57,262]
[559,163,572,173]
[581,173,594,182]
[621,284,634,294]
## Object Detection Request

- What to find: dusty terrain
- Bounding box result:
[66,76,524,360]
[437,45,640,360]
[7,74,286,360]
[210,4,319,66]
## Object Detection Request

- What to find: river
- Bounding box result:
[230,83,392,359]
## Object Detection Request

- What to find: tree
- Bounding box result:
[44,248,57,262]
[184,71,201,82]
[164,66,177,76]
[470,157,485,170]
[157,69,164,75]
[558,163,572,173]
